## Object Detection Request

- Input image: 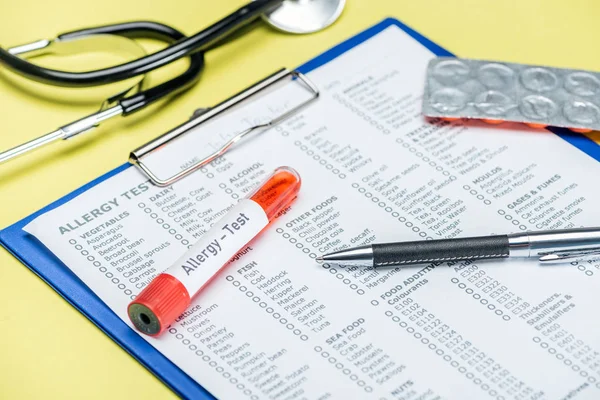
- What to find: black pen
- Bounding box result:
[316,227,600,267]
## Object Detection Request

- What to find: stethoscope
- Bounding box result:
[0,0,345,165]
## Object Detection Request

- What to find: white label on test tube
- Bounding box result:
[166,199,269,295]
[128,166,301,336]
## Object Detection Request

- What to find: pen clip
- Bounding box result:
[538,247,600,264]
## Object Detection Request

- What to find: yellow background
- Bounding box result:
[1,0,599,398]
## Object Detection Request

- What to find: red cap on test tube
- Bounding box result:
[247,167,301,220]
[128,167,301,336]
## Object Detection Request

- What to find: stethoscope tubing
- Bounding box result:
[0,20,207,165]
[43,21,205,115]
[0,0,282,87]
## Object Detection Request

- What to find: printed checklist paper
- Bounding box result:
[23,26,600,399]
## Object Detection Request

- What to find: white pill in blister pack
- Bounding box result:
[422,57,600,132]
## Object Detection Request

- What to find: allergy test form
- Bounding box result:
[21,24,600,400]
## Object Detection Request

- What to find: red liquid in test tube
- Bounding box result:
[128,166,301,336]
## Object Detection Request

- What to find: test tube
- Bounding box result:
[128,166,301,336]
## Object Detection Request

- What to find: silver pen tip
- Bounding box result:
[314,246,373,266]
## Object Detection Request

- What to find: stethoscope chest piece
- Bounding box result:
[260,0,346,34]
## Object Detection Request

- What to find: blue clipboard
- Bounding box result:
[3,18,600,400]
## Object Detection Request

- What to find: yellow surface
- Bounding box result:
[1,0,599,398]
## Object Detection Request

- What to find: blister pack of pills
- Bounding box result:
[422,57,600,132]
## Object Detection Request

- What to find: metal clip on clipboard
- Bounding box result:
[129,68,319,187]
